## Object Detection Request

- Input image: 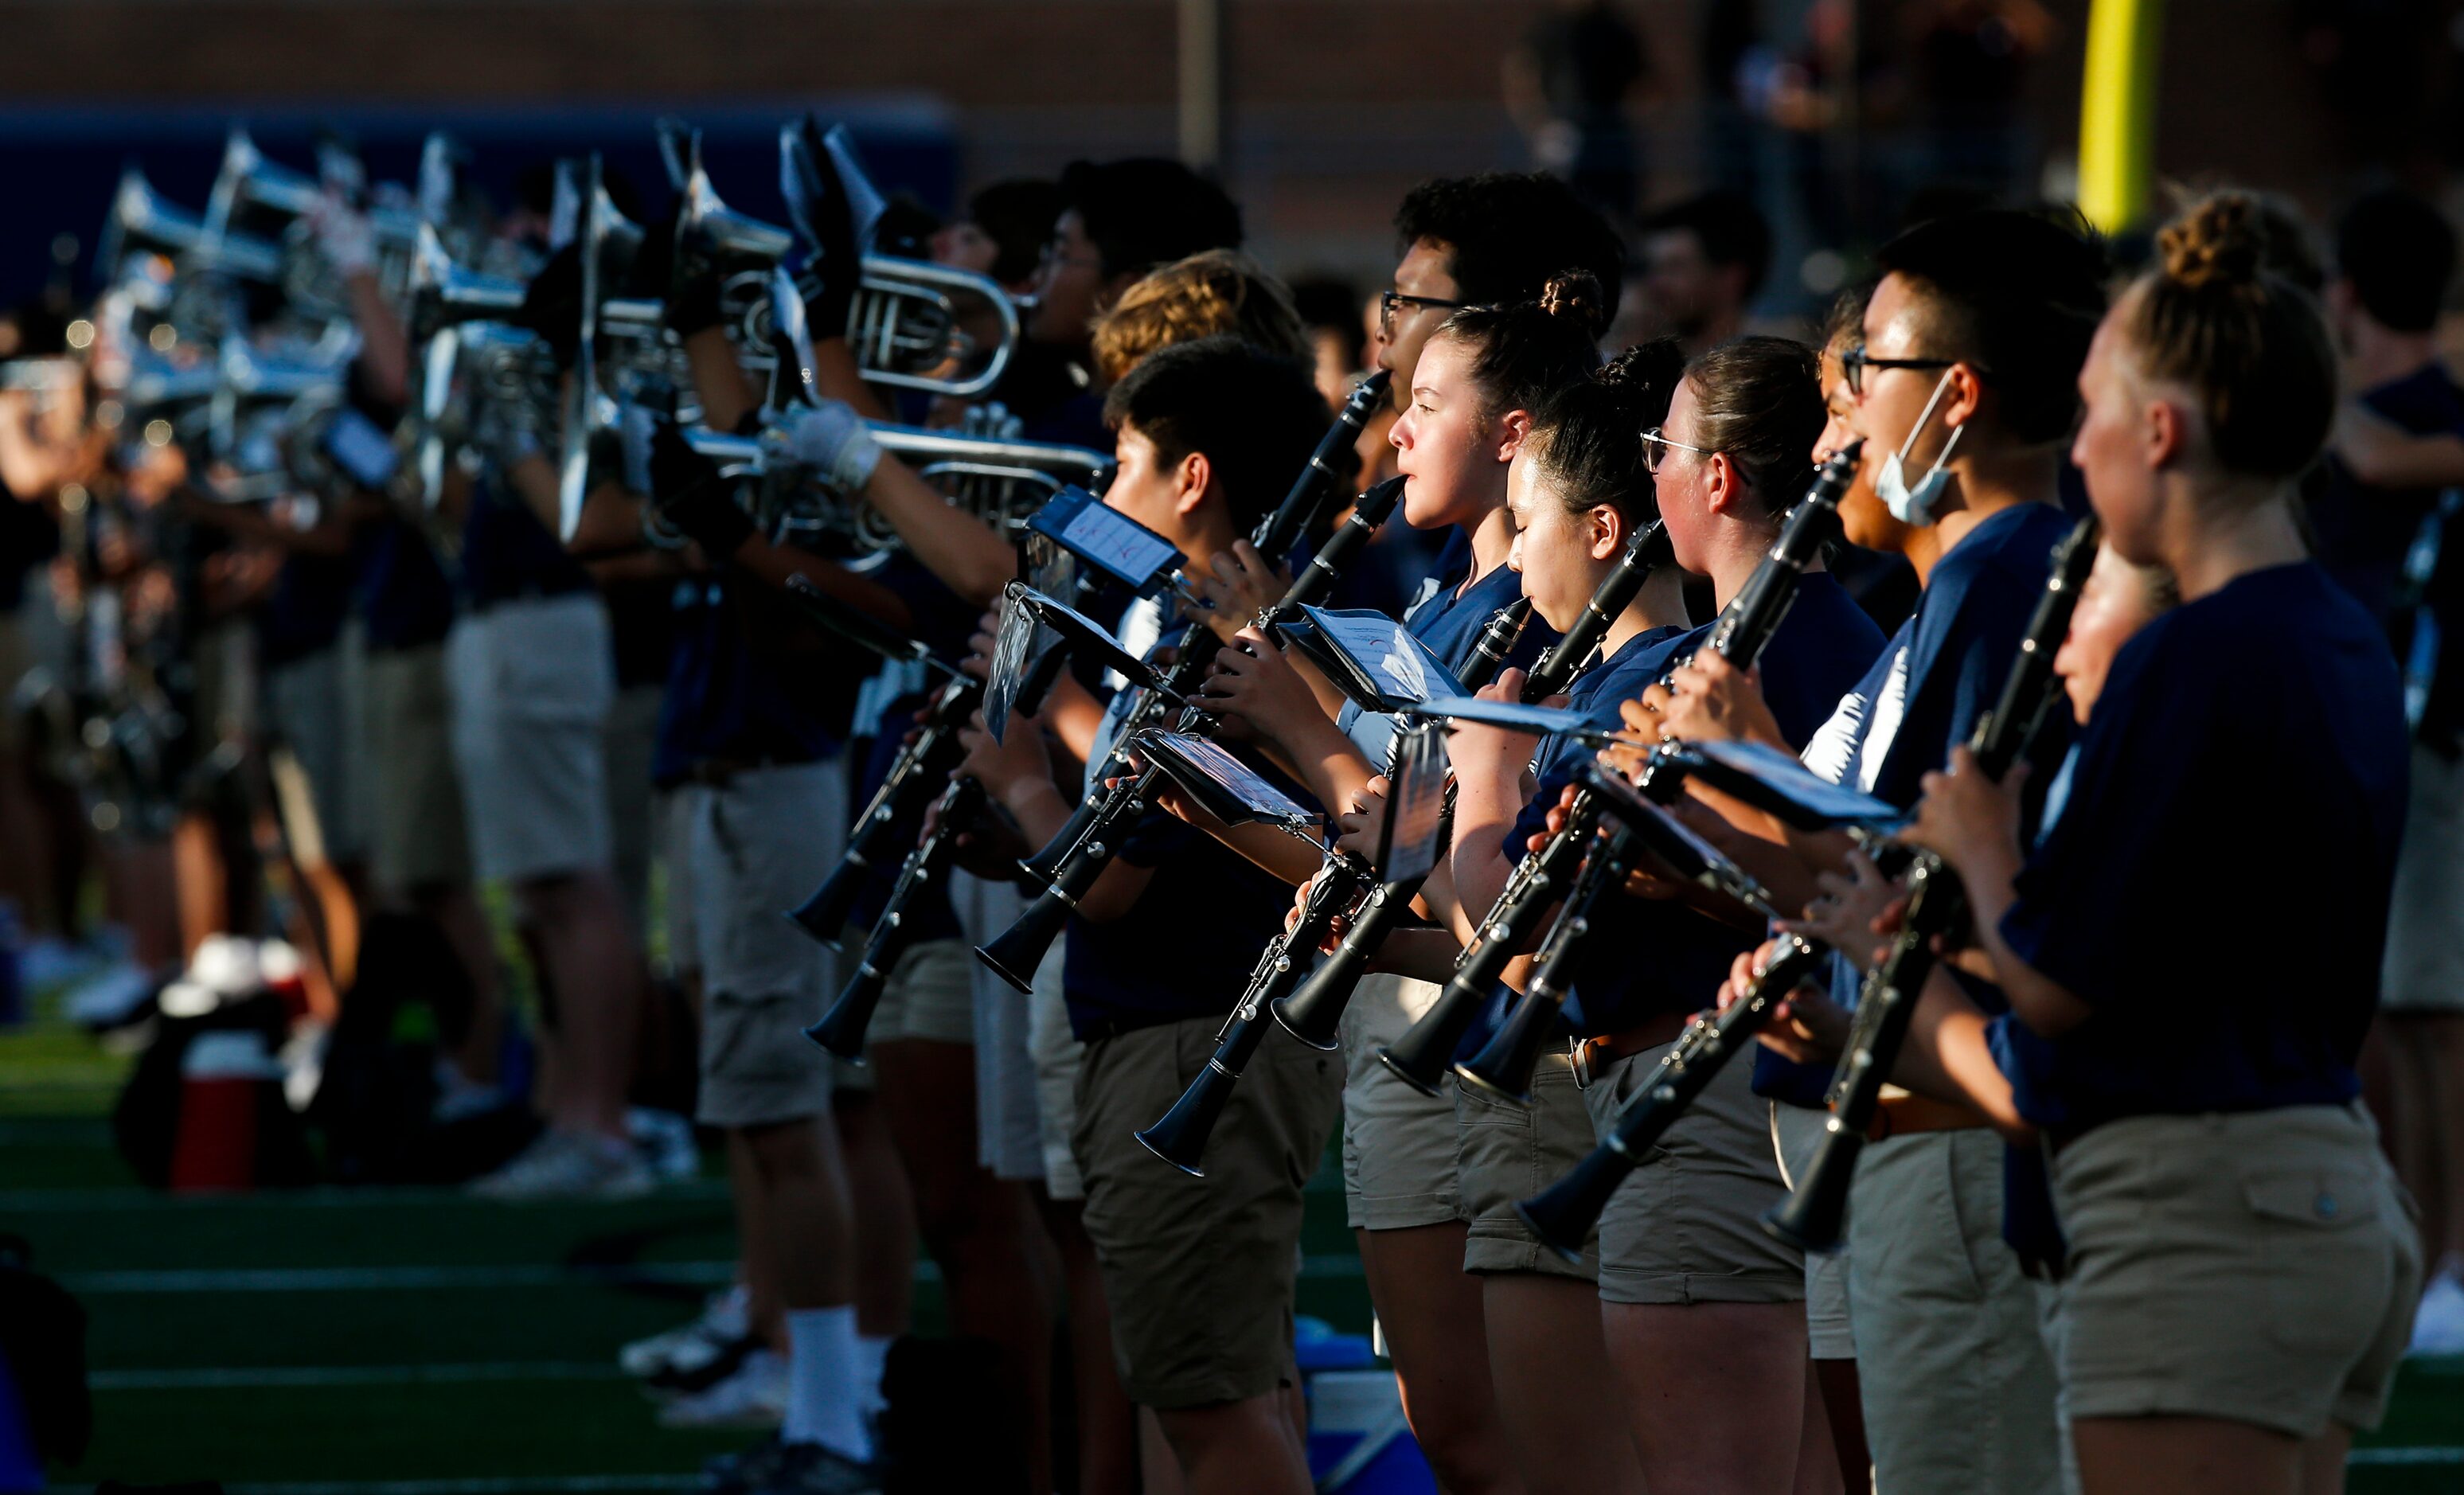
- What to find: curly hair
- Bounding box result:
[1088,249,1311,387]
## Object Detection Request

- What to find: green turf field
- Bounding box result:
[2,1005,2457,1495]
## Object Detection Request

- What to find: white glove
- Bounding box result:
[307,189,377,279]
[782,399,882,494]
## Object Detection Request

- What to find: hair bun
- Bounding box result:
[2158,193,2267,295]
[1538,269,1607,336]
[1595,336,1686,397]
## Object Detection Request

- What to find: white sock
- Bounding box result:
[783,1306,871,1462]
[854,1333,892,1417]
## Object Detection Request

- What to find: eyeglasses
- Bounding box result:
[1037,239,1102,275]
[1640,427,1713,474]
[1379,289,1467,334]
[1841,345,1959,398]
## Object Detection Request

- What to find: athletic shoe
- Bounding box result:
[658,1349,787,1429]
[629,1106,702,1181]
[744,1441,880,1495]
[2408,1269,2464,1356]
[61,960,160,1029]
[467,1130,656,1201]
[622,1286,751,1380]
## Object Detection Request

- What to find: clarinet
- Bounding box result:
[805,776,987,1059]
[1131,596,1534,1171]
[1379,447,1861,1095]
[1762,513,2099,1253]
[787,673,977,950]
[1132,864,1361,1175]
[975,380,1396,993]
[1017,373,1392,888]
[1514,935,1829,1259]
[1272,518,1673,1050]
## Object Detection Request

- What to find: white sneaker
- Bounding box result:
[629,1106,702,1181]
[658,1349,787,1429]
[622,1286,751,1379]
[2408,1270,2464,1356]
[468,1130,657,1201]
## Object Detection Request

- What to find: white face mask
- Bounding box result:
[1874,369,1964,527]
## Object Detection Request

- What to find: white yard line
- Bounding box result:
[92,1363,625,1390]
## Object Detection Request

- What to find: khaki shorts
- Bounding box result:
[2052,1105,2421,1438]
[1580,1043,1804,1306]
[2382,744,2464,1014]
[1849,1128,2063,1495]
[956,871,1044,1182]
[603,682,665,935]
[364,645,473,894]
[264,634,371,867]
[1338,974,1462,1230]
[869,939,982,1046]
[1073,1015,1343,1409]
[1457,1050,1598,1281]
[446,595,615,884]
[1029,939,1085,1199]
[667,763,843,1128]
[1771,1101,1856,1359]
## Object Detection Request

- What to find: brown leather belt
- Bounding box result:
[1569,1009,1689,1088]
[1867,1091,1993,1141]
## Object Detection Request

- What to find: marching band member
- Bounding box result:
[1888,193,2424,1495]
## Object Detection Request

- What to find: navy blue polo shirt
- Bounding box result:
[358,517,457,654]
[1760,502,2078,1106]
[651,564,871,787]
[1993,563,2407,1134]
[1503,574,1884,1036]
[459,474,593,612]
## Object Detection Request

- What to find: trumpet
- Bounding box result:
[659,119,1026,400]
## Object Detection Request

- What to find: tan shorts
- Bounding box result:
[264,635,371,867]
[1029,940,1086,1199]
[2052,1105,2421,1438]
[446,596,615,884]
[1338,975,1462,1230]
[667,763,844,1128]
[1771,1102,1856,1359]
[869,939,982,1047]
[363,645,473,894]
[1457,1050,1598,1281]
[1849,1128,2063,1495]
[955,871,1044,1182]
[2382,744,2464,1013]
[1073,1015,1343,1408]
[1580,1043,1804,1306]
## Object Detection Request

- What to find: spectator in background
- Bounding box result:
[2318,188,2464,1356]
[1505,0,1650,225]
[1636,189,1772,356]
[1290,275,1369,412]
[931,179,1064,296]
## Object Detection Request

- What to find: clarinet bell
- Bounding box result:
[784,857,869,951]
[1453,986,1560,1107]
[1374,979,1492,1098]
[1134,1058,1236,1177]
[976,882,1071,995]
[1268,953,1354,1052]
[806,958,891,1061]
[1020,795,1102,887]
[1511,1139,1633,1264]
[1759,1118,1862,1253]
